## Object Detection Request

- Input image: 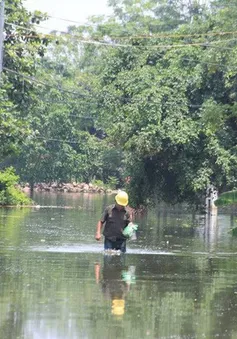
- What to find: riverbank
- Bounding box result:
[20,182,117,194]
[18,183,146,215]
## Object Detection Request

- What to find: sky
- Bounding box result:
[24,0,113,32]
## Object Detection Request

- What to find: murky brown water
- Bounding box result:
[1,192,237,338]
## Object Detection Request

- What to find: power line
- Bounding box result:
[2,66,237,111]
[32,136,100,145]
[104,31,237,40]
[4,22,129,47]
[3,35,237,72]
[160,52,237,69]
[47,15,101,27]
[4,22,237,50]
[0,102,97,120]
[6,14,237,41]
[4,5,104,28]
[3,67,95,98]
[6,3,237,41]
[69,115,94,119]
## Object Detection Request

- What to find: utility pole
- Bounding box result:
[0,0,5,74]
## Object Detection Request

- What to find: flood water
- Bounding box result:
[1,192,237,338]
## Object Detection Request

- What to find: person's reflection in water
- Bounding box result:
[95,254,136,316]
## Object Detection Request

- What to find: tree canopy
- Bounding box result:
[1,0,237,207]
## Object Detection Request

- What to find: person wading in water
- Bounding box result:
[95,191,131,253]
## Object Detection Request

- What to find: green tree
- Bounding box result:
[83,0,237,206]
[0,167,31,205]
[3,0,237,207]
[1,0,49,163]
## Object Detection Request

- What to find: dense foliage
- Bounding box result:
[0,167,31,205]
[1,0,237,206]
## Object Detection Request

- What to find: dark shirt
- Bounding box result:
[101,204,130,241]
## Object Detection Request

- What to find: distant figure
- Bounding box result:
[206,185,218,210]
[95,191,132,253]
[125,176,131,184]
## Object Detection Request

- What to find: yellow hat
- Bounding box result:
[115,191,128,206]
[112,299,125,316]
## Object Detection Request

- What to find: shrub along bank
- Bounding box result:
[0,168,32,206]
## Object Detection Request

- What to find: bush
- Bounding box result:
[91,179,104,188]
[106,176,119,190]
[0,167,32,205]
